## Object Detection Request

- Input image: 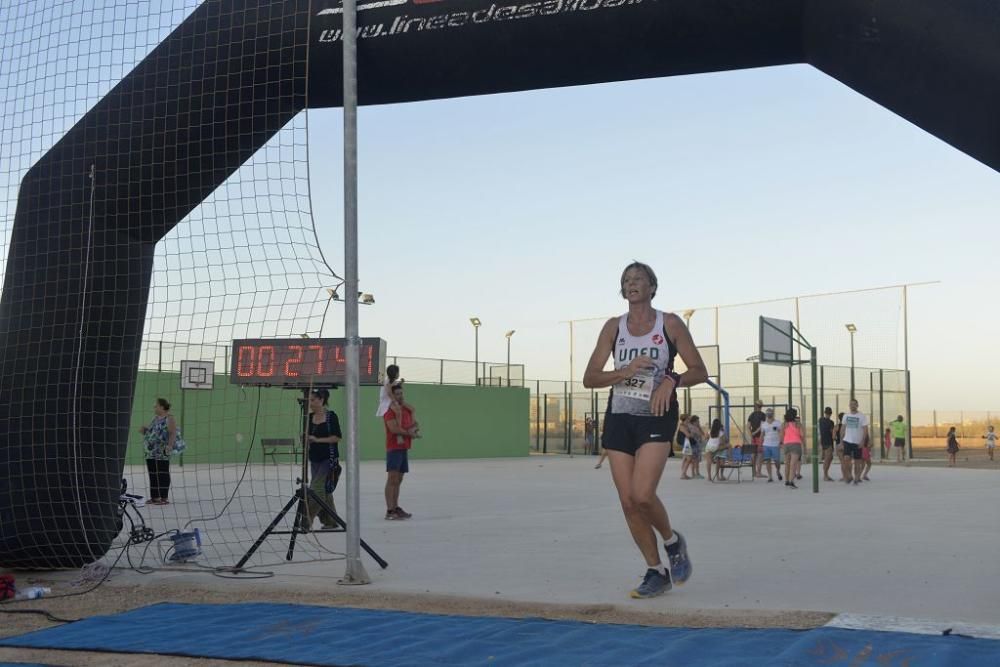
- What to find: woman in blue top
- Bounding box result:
[583,262,708,599]
[140,398,180,505]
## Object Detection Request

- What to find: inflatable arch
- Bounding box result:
[2,0,997,567]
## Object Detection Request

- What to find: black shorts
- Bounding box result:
[386,449,409,473]
[894,438,905,448]
[821,441,833,450]
[842,442,863,460]
[602,405,679,457]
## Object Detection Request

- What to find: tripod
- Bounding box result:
[234,388,387,571]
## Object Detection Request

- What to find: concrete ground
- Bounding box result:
[2,455,998,664]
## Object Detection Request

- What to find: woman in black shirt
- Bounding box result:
[303,388,342,531]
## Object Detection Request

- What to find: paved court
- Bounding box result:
[85,455,1000,626]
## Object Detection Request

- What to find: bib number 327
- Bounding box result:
[616,372,654,401]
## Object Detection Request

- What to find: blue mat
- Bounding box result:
[1,603,998,666]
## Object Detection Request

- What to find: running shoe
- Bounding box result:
[394,506,412,519]
[664,530,692,585]
[629,568,672,599]
[384,509,399,520]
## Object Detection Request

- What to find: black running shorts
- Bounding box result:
[602,403,679,457]
[842,441,863,460]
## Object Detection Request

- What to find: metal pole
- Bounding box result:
[474,327,479,386]
[535,380,541,451]
[543,394,548,454]
[787,364,793,411]
[811,347,819,493]
[506,336,511,387]
[795,297,805,422]
[903,286,913,459]
[753,362,759,403]
[849,332,856,400]
[879,369,885,461]
[569,321,574,387]
[820,365,825,414]
[339,0,369,586]
[565,380,571,454]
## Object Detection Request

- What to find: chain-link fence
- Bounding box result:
[141,339,910,459]
[910,410,1000,461]
[528,362,908,459]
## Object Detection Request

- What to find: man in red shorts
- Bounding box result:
[383,384,419,520]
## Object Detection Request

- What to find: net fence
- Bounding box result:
[0,0,348,571]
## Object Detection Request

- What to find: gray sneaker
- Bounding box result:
[665,530,693,585]
[629,568,672,599]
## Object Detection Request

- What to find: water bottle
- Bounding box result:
[15,586,51,600]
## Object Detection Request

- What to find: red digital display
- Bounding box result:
[230,338,386,387]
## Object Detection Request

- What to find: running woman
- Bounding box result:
[983,425,997,462]
[583,262,708,599]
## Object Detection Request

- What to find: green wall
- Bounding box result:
[128,372,529,464]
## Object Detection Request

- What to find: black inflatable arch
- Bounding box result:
[2,0,997,567]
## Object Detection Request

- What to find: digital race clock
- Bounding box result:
[230,338,387,387]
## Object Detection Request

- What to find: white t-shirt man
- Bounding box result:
[841,410,869,445]
[760,418,781,447]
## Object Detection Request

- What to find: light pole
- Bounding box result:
[681,310,695,412]
[470,317,481,385]
[845,323,857,400]
[505,330,515,387]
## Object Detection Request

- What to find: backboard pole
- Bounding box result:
[811,346,819,493]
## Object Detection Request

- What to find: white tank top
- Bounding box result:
[610,310,675,415]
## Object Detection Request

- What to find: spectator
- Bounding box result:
[140,398,185,506]
[585,417,596,455]
[704,418,731,481]
[835,412,845,481]
[383,384,420,519]
[759,408,782,482]
[303,388,342,531]
[946,426,960,467]
[780,408,804,489]
[841,399,869,485]
[686,416,705,479]
[890,415,907,462]
[676,413,689,465]
[747,401,766,478]
[819,407,836,481]
[984,425,997,462]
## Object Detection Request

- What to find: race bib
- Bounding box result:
[615,371,655,402]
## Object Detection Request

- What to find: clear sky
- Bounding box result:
[2,2,997,413]
[305,64,1000,410]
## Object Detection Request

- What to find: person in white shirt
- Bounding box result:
[840,399,869,485]
[759,408,782,483]
[983,425,997,462]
